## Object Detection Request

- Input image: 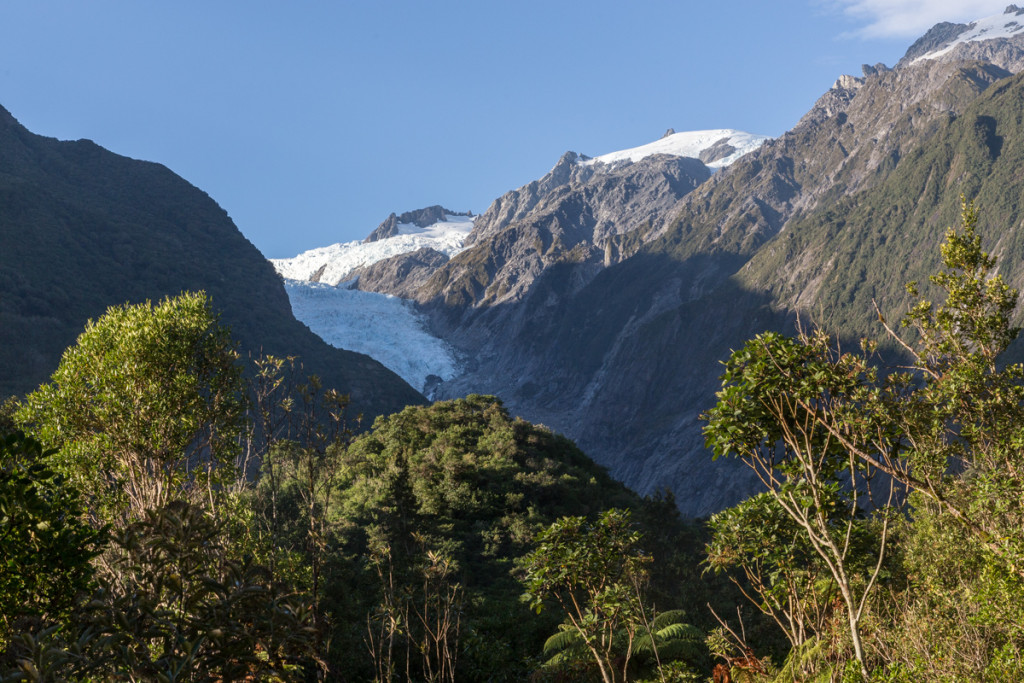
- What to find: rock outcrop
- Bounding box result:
[349,247,450,299]
[365,205,470,243]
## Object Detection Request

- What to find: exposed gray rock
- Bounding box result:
[698,138,737,165]
[347,247,450,299]
[832,74,865,91]
[926,36,1024,73]
[309,263,328,283]
[899,21,972,65]
[661,128,676,139]
[861,62,890,77]
[364,205,470,243]
[466,152,593,247]
[365,213,400,243]
[406,154,711,315]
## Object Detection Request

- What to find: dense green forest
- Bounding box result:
[4,204,1024,681]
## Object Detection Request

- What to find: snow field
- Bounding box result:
[578,129,770,169]
[271,215,474,286]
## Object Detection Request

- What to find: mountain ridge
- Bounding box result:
[271,12,1024,515]
[0,103,424,420]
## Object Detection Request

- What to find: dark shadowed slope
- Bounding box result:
[0,104,424,419]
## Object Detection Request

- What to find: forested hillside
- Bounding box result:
[0,305,728,679]
[5,219,1024,679]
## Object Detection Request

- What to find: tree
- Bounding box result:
[703,199,1024,678]
[0,431,105,651]
[91,500,315,682]
[17,292,246,524]
[3,500,317,682]
[248,364,355,677]
[703,326,897,679]
[522,509,652,683]
[705,493,836,654]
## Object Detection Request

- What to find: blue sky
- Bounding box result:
[0,1,1011,258]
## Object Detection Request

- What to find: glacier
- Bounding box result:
[273,129,770,398]
[284,280,461,396]
[274,214,472,395]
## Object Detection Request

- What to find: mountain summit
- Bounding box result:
[579,129,769,169]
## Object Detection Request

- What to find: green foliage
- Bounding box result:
[522,509,652,683]
[703,326,898,678]
[325,395,654,681]
[89,500,315,681]
[339,395,637,581]
[16,292,246,523]
[0,431,105,650]
[706,493,836,652]
[703,201,1024,678]
[876,492,1024,681]
[2,500,315,682]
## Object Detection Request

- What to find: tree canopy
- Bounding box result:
[16,291,246,523]
[703,200,1024,679]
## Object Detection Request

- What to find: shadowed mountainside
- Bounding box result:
[369,43,1024,515]
[0,104,424,419]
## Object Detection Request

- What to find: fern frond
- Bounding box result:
[651,609,689,630]
[543,628,584,656]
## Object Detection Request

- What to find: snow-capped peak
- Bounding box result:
[578,129,770,170]
[270,210,474,395]
[913,6,1024,63]
[271,213,474,286]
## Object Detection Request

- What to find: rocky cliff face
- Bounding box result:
[415,154,712,315]
[349,247,451,299]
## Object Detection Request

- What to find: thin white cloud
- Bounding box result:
[831,0,1011,38]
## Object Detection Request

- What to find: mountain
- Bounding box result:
[270,210,474,395]
[0,104,424,420]
[271,132,766,404]
[276,131,767,513]
[277,8,1024,516]
[272,210,473,286]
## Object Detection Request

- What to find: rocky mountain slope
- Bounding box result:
[412,150,720,319]
[0,104,423,420]
[276,7,1024,516]
[405,13,1024,516]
